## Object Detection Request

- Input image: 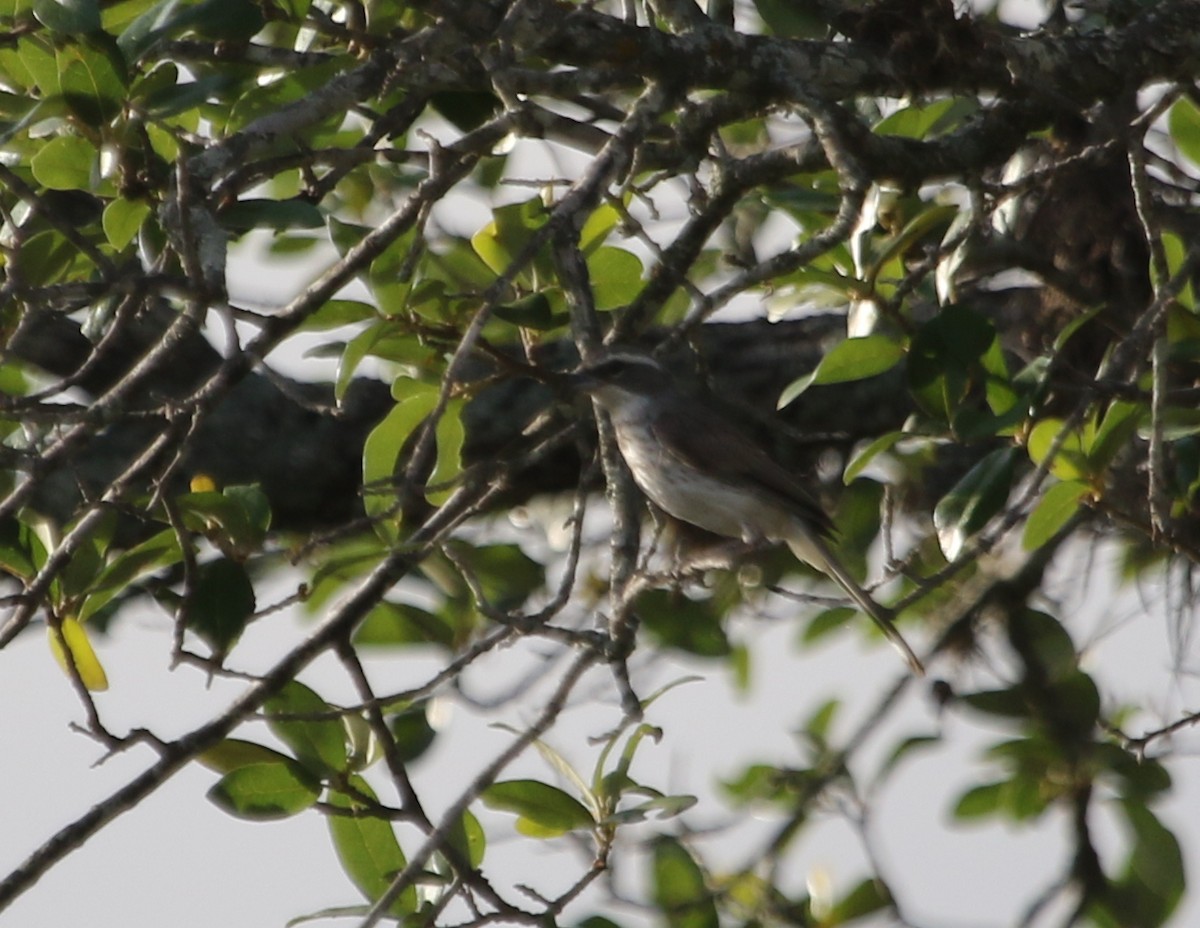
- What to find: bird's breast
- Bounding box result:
[610,416,795,543]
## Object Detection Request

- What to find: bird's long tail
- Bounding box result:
[786,532,925,677]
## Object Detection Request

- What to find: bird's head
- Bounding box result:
[567,353,673,406]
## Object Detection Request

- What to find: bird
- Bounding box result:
[569,352,924,676]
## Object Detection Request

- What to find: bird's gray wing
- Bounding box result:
[646,402,836,538]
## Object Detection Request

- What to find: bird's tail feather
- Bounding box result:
[786,534,925,677]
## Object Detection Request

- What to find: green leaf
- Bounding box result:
[328,778,417,916]
[753,0,828,37]
[57,37,127,126]
[494,292,562,330]
[355,600,454,649]
[1168,96,1200,168]
[186,557,255,656]
[30,135,97,190]
[207,762,319,820]
[579,199,625,253]
[960,687,1030,719]
[481,780,595,837]
[801,605,856,644]
[360,380,434,519]
[1022,479,1088,551]
[388,704,437,764]
[1111,800,1185,928]
[1090,400,1142,469]
[443,541,545,612]
[908,305,997,424]
[221,484,271,544]
[220,197,324,234]
[445,809,487,869]
[1163,232,1197,309]
[830,877,894,922]
[1026,417,1092,480]
[471,197,544,272]
[651,836,718,928]
[844,430,908,483]
[874,98,973,138]
[117,0,192,61]
[933,447,1016,560]
[32,0,100,33]
[295,299,377,333]
[190,0,263,40]
[429,90,500,131]
[1007,609,1077,682]
[102,198,151,250]
[778,335,903,408]
[636,588,731,657]
[265,680,347,777]
[197,738,295,774]
[588,246,643,309]
[79,527,183,621]
[953,781,1006,820]
[0,518,47,580]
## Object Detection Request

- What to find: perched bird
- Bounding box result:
[570,352,924,676]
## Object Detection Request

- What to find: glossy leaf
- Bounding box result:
[207,761,319,820]
[844,430,908,483]
[933,447,1016,560]
[481,780,595,838]
[33,0,100,33]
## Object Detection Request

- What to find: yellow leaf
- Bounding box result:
[190,473,218,493]
[48,618,109,692]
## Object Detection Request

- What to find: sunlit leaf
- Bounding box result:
[48,617,109,691]
[1022,479,1088,550]
[102,198,151,250]
[30,135,97,190]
